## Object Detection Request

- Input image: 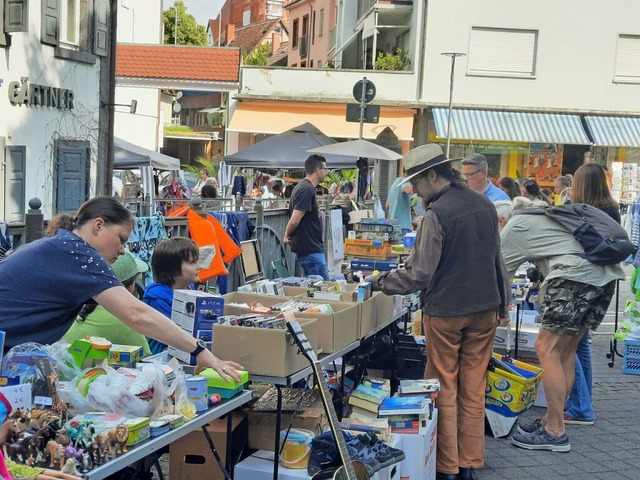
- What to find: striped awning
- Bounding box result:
[585,116,640,147]
[433,108,590,145]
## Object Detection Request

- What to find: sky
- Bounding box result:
[168,0,225,26]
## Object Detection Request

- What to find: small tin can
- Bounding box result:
[186,375,208,412]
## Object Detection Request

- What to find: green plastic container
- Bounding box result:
[200,368,248,389]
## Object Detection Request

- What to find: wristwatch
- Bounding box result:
[190,339,207,358]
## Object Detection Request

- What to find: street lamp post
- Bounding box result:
[173,5,178,45]
[440,52,466,158]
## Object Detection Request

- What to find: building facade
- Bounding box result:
[0,0,112,220]
[231,0,640,198]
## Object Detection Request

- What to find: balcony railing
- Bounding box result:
[357,0,413,20]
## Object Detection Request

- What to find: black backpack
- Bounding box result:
[515,203,636,265]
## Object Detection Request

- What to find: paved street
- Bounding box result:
[478,265,640,480]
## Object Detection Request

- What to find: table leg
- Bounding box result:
[273,384,283,480]
[201,424,232,480]
[514,302,520,360]
[226,413,233,479]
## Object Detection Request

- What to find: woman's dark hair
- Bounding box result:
[572,163,618,209]
[523,179,552,205]
[47,196,134,235]
[201,184,217,198]
[526,267,544,284]
[498,177,520,199]
[151,237,199,285]
[78,276,137,321]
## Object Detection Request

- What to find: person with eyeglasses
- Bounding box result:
[460,153,510,202]
[370,144,510,480]
[284,154,330,280]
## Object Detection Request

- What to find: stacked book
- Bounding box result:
[398,378,440,398]
[347,384,389,418]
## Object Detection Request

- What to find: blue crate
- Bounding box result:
[623,340,640,375]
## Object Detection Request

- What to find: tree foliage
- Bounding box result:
[163,1,207,46]
[243,43,271,66]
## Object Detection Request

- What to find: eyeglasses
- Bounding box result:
[462,168,484,179]
[410,175,424,187]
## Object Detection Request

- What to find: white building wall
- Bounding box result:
[422,0,640,113]
[115,0,164,152]
[0,1,102,219]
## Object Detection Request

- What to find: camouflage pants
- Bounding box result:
[540,278,616,336]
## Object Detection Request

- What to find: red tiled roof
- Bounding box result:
[116,44,241,83]
[228,19,281,53]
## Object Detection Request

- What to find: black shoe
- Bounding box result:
[459,467,477,480]
[436,472,459,480]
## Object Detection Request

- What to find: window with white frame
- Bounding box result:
[614,34,640,83]
[60,0,80,45]
[468,27,538,78]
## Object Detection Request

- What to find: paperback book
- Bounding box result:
[379,395,430,415]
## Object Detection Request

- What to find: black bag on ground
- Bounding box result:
[516,203,636,265]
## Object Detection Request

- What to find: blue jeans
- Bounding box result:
[297,252,330,280]
[565,332,594,421]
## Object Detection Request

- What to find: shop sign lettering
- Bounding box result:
[8,77,74,110]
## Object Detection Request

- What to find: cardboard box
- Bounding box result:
[247,404,328,451]
[493,322,540,361]
[170,410,247,480]
[376,292,396,327]
[287,287,376,340]
[223,292,358,353]
[211,318,319,377]
[172,290,225,337]
[108,345,143,366]
[397,408,438,480]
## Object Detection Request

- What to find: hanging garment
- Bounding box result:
[170,207,242,281]
[231,176,247,196]
[126,213,169,286]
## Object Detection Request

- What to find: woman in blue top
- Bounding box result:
[143,237,200,354]
[0,196,241,382]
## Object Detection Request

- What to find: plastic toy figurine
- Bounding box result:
[81,450,93,473]
[45,440,65,469]
[61,458,79,475]
[107,424,129,457]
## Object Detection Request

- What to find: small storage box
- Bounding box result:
[200,368,249,389]
[123,416,151,446]
[623,339,640,375]
[209,385,245,399]
[149,419,170,437]
[155,414,185,430]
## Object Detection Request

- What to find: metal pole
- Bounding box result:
[174,6,178,45]
[218,12,221,47]
[441,52,466,158]
[359,77,367,140]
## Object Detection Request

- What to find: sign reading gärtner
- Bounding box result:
[8,77,74,110]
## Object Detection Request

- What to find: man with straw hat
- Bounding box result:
[371,144,510,480]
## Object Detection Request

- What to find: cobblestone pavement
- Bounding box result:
[478,267,640,480]
[152,269,640,480]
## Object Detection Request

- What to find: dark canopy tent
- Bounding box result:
[113,137,180,170]
[223,123,357,169]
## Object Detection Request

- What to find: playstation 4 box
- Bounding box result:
[172,290,225,337]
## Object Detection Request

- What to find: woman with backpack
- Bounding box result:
[563,163,620,426]
[500,196,624,452]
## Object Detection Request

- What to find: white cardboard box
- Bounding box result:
[397,408,438,480]
[235,450,398,480]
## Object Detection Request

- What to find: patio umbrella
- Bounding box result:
[224,123,355,169]
[307,138,402,161]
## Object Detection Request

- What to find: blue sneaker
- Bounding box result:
[512,428,571,452]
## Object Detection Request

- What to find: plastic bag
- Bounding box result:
[373,196,385,219]
[172,365,197,420]
[615,300,640,341]
[60,361,167,417]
